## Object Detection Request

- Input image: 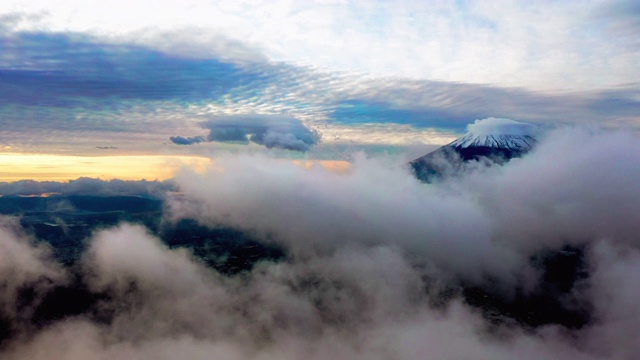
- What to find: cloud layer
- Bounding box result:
[171,115,321,152]
[2,0,639,91]
[0,177,174,197]
[0,25,638,155]
[0,126,639,358]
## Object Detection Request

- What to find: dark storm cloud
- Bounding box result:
[172,115,322,151]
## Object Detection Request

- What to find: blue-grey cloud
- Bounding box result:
[336,80,640,131]
[169,136,205,146]
[0,27,639,155]
[172,115,321,152]
[0,32,262,107]
[205,115,321,151]
[591,0,640,47]
[207,127,250,143]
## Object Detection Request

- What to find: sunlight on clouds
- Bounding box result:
[3,0,638,91]
[292,159,350,173]
[0,153,350,182]
[0,153,212,181]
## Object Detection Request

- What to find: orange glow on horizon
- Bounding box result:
[0,153,212,182]
[0,153,352,182]
[291,160,351,173]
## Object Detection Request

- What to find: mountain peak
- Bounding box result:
[410,118,539,182]
[450,118,538,150]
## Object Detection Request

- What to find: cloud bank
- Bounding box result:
[0,126,639,359]
[0,27,638,156]
[0,177,175,197]
[171,115,321,151]
[3,0,639,91]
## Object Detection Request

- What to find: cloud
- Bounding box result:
[590,0,640,48]
[204,114,321,151]
[0,217,68,335]
[0,32,254,106]
[3,1,639,91]
[465,117,538,137]
[207,127,250,143]
[0,126,640,358]
[167,125,640,300]
[0,27,638,155]
[0,177,175,197]
[172,115,322,151]
[334,80,640,131]
[169,136,205,146]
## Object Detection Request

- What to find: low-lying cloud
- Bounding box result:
[171,115,321,151]
[0,177,175,197]
[0,126,639,359]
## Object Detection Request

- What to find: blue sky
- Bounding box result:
[0,0,638,159]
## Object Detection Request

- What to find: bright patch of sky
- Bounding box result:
[2,0,639,91]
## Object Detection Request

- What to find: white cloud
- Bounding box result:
[168,125,640,283]
[1,126,640,359]
[1,0,638,91]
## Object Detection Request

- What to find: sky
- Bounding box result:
[1,2,640,357]
[0,0,639,180]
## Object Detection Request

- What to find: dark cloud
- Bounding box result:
[205,115,322,151]
[207,127,250,143]
[331,99,471,132]
[172,115,322,151]
[169,136,205,146]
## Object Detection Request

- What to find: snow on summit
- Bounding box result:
[410,117,540,182]
[450,118,538,150]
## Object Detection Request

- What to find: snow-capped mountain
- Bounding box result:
[450,133,536,150]
[410,118,539,182]
[449,117,537,151]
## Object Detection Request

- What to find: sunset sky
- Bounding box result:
[0,0,638,181]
